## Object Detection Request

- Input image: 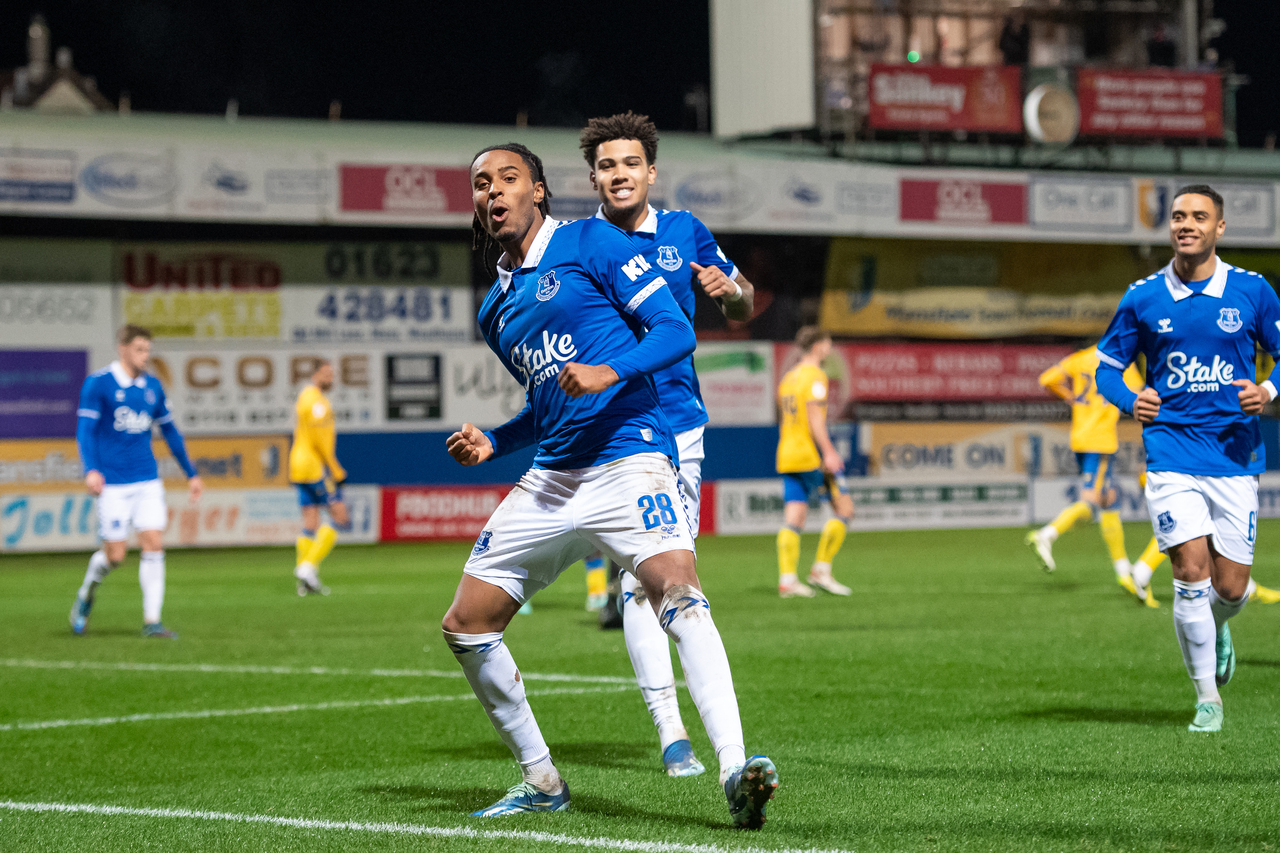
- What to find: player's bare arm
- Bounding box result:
[447,423,494,466]
[693,262,755,321]
[188,475,204,502]
[1233,378,1273,415]
[806,400,845,474]
[1133,386,1162,424]
[558,363,619,398]
[84,470,105,496]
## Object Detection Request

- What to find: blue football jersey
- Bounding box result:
[1097,258,1280,476]
[594,205,737,432]
[477,216,696,470]
[76,362,197,484]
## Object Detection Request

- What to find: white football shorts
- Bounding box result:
[464,452,696,604]
[674,426,705,538]
[1145,470,1259,565]
[97,478,168,541]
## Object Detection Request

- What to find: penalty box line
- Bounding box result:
[0,800,853,853]
[0,658,642,685]
[0,685,630,733]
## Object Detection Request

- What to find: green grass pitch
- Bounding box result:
[2,522,1280,852]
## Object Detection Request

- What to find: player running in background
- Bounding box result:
[775,326,854,598]
[1096,184,1280,733]
[289,360,350,596]
[1025,346,1148,598]
[576,111,757,776]
[443,143,777,827]
[70,324,202,638]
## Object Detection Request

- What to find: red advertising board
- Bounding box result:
[868,64,1022,133]
[900,178,1027,225]
[1077,69,1222,138]
[776,342,1074,408]
[340,164,473,214]
[380,485,512,541]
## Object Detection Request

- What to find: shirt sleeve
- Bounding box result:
[154,385,198,478]
[1253,278,1280,358]
[581,223,697,381]
[1096,290,1143,415]
[484,403,536,459]
[76,377,102,475]
[689,215,737,279]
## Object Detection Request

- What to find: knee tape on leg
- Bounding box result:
[443,631,504,655]
[658,584,710,633]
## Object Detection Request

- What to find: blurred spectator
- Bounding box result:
[999,13,1029,66]
[1147,24,1177,67]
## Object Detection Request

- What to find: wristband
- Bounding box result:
[1262,380,1277,403]
[728,280,743,301]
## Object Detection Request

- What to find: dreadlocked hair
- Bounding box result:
[470,143,553,269]
[579,111,658,167]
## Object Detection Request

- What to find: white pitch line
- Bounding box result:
[0,658,637,685]
[0,685,629,733]
[0,800,851,853]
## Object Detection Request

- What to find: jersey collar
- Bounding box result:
[1163,255,1228,302]
[593,203,658,234]
[496,216,561,292]
[109,361,147,389]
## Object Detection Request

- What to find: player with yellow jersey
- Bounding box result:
[1025,346,1146,594]
[289,360,350,596]
[775,326,855,598]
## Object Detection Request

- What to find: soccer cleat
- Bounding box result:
[662,739,706,777]
[1187,701,1223,733]
[807,569,852,596]
[1024,529,1055,572]
[1250,583,1280,604]
[294,564,330,596]
[585,592,608,611]
[1142,587,1160,609]
[724,755,779,830]
[470,781,570,817]
[598,594,623,630]
[142,623,178,639]
[1117,574,1140,598]
[69,594,93,635]
[778,575,816,598]
[1215,623,1236,687]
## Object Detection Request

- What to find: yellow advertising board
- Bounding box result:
[0,435,291,492]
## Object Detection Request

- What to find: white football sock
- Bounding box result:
[1039,525,1059,544]
[1113,557,1132,578]
[621,572,687,751]
[1172,579,1220,704]
[139,551,165,625]
[658,584,746,782]
[1130,560,1154,591]
[444,630,561,791]
[78,550,115,601]
[1209,582,1249,638]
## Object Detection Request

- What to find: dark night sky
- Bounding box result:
[1,2,1276,145]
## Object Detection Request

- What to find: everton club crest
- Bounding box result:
[656,246,682,271]
[1217,307,1242,333]
[535,271,561,302]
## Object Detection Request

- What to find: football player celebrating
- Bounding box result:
[577,111,756,777]
[289,360,351,596]
[442,143,778,828]
[70,325,202,638]
[1096,184,1280,733]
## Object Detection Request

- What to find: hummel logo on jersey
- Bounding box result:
[535,270,561,302]
[1165,352,1234,393]
[1158,318,1173,333]
[656,246,682,271]
[113,407,153,434]
[497,313,507,333]
[621,254,652,282]
[510,330,579,389]
[1217,307,1243,333]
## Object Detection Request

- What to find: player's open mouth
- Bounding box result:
[610,187,634,201]
[489,203,509,224]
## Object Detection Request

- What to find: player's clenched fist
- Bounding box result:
[447,423,494,466]
[1233,378,1273,415]
[1133,387,1162,424]
[558,363,619,398]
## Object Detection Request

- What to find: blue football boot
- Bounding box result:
[69,594,93,635]
[470,781,570,817]
[662,739,706,777]
[724,755,778,829]
[142,623,178,640]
